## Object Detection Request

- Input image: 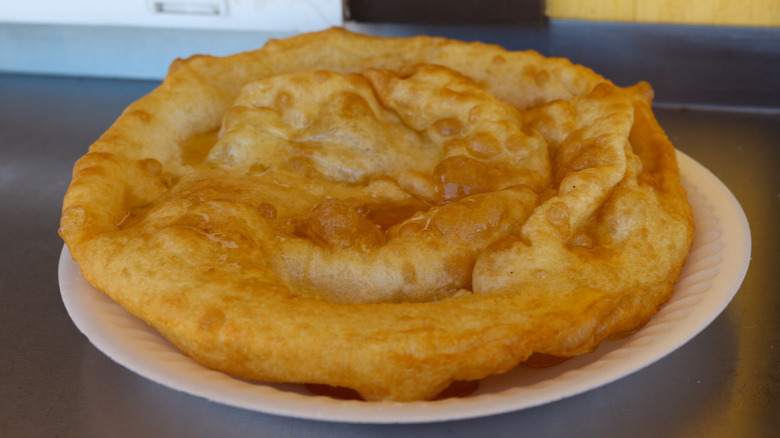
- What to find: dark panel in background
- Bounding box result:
[345,0,546,25]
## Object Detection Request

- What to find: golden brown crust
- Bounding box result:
[60,27,694,401]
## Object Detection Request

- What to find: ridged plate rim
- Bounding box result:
[58,150,751,424]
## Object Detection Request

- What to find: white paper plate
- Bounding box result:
[59,151,750,424]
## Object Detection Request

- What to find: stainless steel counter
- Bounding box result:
[1,41,778,436]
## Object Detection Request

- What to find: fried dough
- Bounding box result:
[60,28,694,401]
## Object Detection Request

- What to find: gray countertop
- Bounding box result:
[1,46,779,436]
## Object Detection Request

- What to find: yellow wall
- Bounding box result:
[547,0,780,27]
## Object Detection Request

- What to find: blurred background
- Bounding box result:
[1,0,778,109]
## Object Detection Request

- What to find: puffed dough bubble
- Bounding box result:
[60,28,694,401]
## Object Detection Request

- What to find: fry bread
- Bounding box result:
[60,28,694,401]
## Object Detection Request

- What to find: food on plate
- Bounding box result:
[59,27,694,401]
